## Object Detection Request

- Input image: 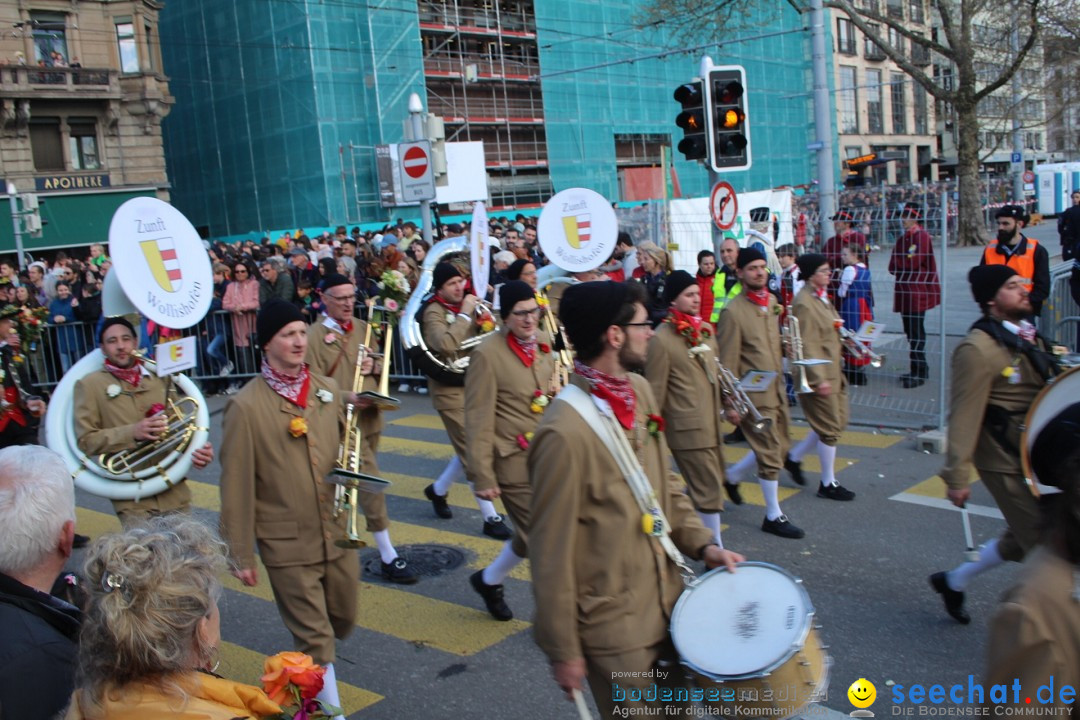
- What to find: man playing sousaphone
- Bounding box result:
[74,317,214,526]
[528,281,742,717]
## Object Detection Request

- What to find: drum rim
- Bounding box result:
[671,561,816,680]
[1020,363,1080,496]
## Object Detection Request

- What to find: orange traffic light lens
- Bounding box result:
[722,109,744,128]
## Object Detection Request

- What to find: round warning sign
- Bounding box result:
[711,181,738,231]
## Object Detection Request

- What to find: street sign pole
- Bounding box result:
[700,56,724,255]
[408,93,434,247]
[6,182,25,270]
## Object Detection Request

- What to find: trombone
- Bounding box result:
[781,309,831,394]
[838,326,884,368]
[715,360,772,434]
[538,289,572,390]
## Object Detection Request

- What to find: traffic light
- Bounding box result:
[708,66,751,172]
[21,193,43,237]
[674,81,710,161]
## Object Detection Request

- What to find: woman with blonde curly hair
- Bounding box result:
[63,516,280,719]
[633,240,672,326]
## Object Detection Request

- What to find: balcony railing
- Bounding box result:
[418,3,536,35]
[429,95,544,121]
[424,54,538,80]
[911,43,931,67]
[865,40,887,60]
[0,66,118,94]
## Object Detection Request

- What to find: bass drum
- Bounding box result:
[44,349,210,500]
[1021,363,1080,496]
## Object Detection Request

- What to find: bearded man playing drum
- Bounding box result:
[528,281,742,717]
[74,317,214,527]
[931,266,1060,624]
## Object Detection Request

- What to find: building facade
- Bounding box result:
[0,0,173,256]
[1044,35,1079,163]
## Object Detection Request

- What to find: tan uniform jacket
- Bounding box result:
[306,318,383,437]
[941,329,1047,489]
[464,327,555,493]
[644,321,723,451]
[219,372,346,569]
[985,546,1080,709]
[528,374,715,663]
[421,300,482,412]
[715,292,786,411]
[790,287,844,389]
[74,368,191,513]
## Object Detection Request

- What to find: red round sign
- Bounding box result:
[710,181,738,231]
[402,146,429,179]
[1022,170,1035,184]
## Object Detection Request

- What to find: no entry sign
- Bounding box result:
[397,140,436,202]
[403,145,429,179]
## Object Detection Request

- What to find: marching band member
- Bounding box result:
[930,266,1055,624]
[716,248,804,539]
[305,274,417,584]
[528,281,742,717]
[0,305,46,449]
[464,281,556,621]
[782,254,856,501]
[646,271,737,545]
[219,299,362,715]
[420,262,511,540]
[74,317,214,527]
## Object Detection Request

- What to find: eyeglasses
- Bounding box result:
[510,307,541,318]
[325,293,354,302]
[621,321,652,329]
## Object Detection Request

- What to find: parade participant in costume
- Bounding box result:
[837,244,874,386]
[528,280,742,717]
[717,248,804,539]
[420,262,511,540]
[464,281,557,621]
[821,209,868,302]
[930,266,1057,624]
[0,305,46,448]
[782,254,856,501]
[887,202,940,388]
[74,317,214,527]
[305,274,417,584]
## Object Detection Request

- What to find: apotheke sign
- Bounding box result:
[35,174,111,191]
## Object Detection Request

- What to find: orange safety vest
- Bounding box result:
[982,235,1038,290]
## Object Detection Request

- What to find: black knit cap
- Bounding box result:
[433,261,462,290]
[968,265,1018,307]
[663,270,696,304]
[796,253,828,279]
[499,280,535,319]
[319,274,351,292]
[1031,402,1080,488]
[560,281,631,350]
[506,258,532,281]
[737,247,766,269]
[98,316,136,343]
[257,298,305,348]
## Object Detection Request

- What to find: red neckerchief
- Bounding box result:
[340,321,353,334]
[574,360,636,429]
[432,295,462,315]
[104,358,143,388]
[668,307,703,333]
[815,287,830,302]
[261,359,310,408]
[507,332,537,367]
[747,289,770,308]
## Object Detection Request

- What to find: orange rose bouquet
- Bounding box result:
[261,652,340,719]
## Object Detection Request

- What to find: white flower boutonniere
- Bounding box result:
[688,345,710,357]
[324,333,338,344]
[316,388,334,404]
[106,384,121,398]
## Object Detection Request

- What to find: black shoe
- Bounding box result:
[929,572,970,624]
[817,482,856,501]
[470,570,513,621]
[784,455,806,486]
[381,558,420,584]
[761,515,805,539]
[483,515,513,540]
[724,426,747,444]
[723,481,744,506]
[424,484,453,519]
[900,375,926,389]
[72,533,91,549]
[851,369,868,386]
[787,396,798,407]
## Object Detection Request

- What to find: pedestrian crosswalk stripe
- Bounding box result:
[218,641,383,714]
[889,492,1004,520]
[381,471,509,515]
[901,472,977,498]
[723,447,859,475]
[380,436,456,460]
[390,414,451,431]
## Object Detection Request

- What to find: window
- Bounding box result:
[116,22,139,73]
[837,18,856,55]
[865,24,886,60]
[145,22,156,72]
[910,34,931,66]
[31,11,68,66]
[886,0,904,19]
[909,0,925,23]
[888,27,905,58]
[839,66,859,134]
[68,119,100,170]
[867,70,884,133]
[913,83,928,134]
[890,72,907,134]
[30,118,64,170]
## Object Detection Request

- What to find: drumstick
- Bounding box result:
[571,689,593,720]
[961,507,979,562]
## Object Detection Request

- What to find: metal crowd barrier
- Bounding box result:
[1045,261,1080,351]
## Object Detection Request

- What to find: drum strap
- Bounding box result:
[559,384,697,584]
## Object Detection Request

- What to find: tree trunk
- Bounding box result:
[954,98,988,247]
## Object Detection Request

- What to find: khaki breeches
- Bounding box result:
[586,638,694,718]
[671,446,725,513]
[742,403,790,481]
[112,481,192,528]
[264,553,359,666]
[798,387,849,446]
[437,406,469,470]
[979,469,1041,562]
[357,429,389,533]
[494,452,531,557]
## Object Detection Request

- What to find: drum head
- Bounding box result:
[1022,364,1080,494]
[671,562,813,680]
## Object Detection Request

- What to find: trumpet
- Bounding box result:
[716,360,772,433]
[781,309,831,394]
[838,326,884,368]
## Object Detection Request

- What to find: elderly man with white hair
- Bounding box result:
[0,445,81,719]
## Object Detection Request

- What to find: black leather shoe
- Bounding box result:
[929,572,970,624]
[784,455,806,486]
[817,482,856,501]
[72,533,91,549]
[424,484,453,519]
[483,515,513,540]
[761,515,805,539]
[723,481,744,506]
[470,570,513,621]
[381,558,420,584]
[900,375,926,389]
[724,426,747,444]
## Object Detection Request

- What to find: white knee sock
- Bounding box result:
[946,538,1004,592]
[482,541,524,585]
[467,481,500,519]
[433,455,464,495]
[697,511,723,549]
[372,529,397,564]
[789,430,819,462]
[817,442,837,486]
[316,662,344,720]
[727,452,757,484]
[759,478,783,520]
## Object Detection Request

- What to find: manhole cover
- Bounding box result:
[361,544,466,580]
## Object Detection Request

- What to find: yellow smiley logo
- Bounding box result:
[848,678,877,709]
